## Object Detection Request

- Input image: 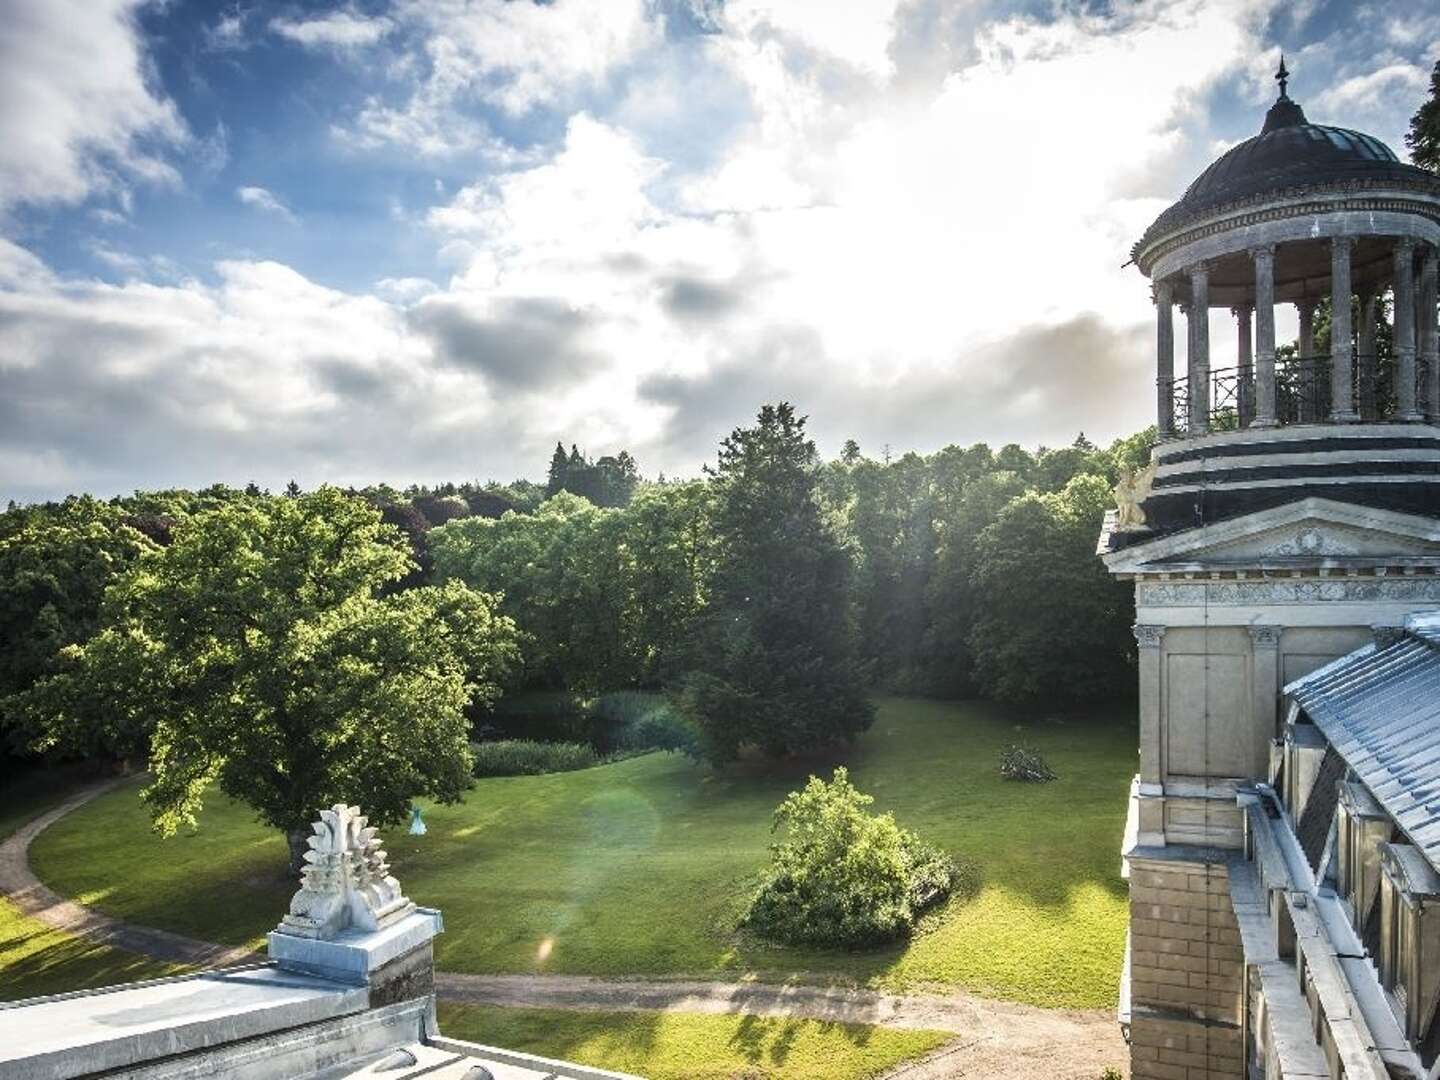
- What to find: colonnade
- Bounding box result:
[1154,239,1440,437]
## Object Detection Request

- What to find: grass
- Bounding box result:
[0,896,180,1003]
[0,767,181,1003]
[30,697,1135,1008]
[435,1002,951,1080]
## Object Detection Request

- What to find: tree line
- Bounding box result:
[0,404,1149,859]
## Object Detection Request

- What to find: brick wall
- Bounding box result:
[1128,855,1244,1080]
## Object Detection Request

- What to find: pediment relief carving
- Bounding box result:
[1103,498,1440,574]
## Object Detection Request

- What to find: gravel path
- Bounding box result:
[0,780,258,968]
[3,781,1129,1078]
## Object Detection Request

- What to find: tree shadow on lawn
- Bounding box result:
[0,923,179,1003]
[728,1013,871,1067]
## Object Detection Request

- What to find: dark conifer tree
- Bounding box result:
[677,403,873,762]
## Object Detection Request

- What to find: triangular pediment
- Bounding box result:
[1103,498,1440,574]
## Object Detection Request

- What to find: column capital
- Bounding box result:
[1230,303,1254,318]
[1247,625,1281,648]
[1296,296,1317,314]
[1188,261,1210,281]
[1331,235,1355,253]
[1372,625,1405,649]
[1249,244,1276,263]
[1133,624,1167,649]
[1395,236,1417,258]
[1152,280,1173,305]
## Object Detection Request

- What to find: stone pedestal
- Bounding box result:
[269,907,443,1004]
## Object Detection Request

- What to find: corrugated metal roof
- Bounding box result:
[1287,616,1440,874]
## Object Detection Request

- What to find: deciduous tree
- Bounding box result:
[13,489,519,871]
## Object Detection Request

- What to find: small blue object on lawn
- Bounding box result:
[408,805,427,836]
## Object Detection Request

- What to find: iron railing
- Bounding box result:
[1166,353,1430,433]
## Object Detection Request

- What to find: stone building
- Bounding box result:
[0,804,632,1080]
[1099,62,1440,1079]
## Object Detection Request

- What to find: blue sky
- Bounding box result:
[1,0,1437,501]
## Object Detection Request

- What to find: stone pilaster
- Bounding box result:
[1189,263,1210,435]
[1252,246,1277,427]
[1135,624,1166,786]
[1330,237,1358,421]
[1248,626,1281,780]
[1395,238,1422,421]
[1155,281,1175,439]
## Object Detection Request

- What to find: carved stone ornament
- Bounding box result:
[1133,624,1167,648]
[277,804,416,940]
[1246,625,1282,647]
[1113,461,1158,531]
[1258,527,1361,558]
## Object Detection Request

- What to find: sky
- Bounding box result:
[1,0,1437,502]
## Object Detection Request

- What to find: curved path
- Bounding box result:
[3,782,1128,1078]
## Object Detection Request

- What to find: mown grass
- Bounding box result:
[0,769,180,1003]
[435,1002,951,1080]
[31,697,1135,1007]
[0,897,180,1003]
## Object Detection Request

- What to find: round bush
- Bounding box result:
[743,767,957,948]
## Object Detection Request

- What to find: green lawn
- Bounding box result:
[1,768,181,1003]
[0,897,179,1003]
[29,697,1135,1007]
[435,1002,951,1080]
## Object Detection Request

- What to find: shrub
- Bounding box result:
[470,739,597,778]
[593,691,700,756]
[743,767,957,948]
[998,744,1057,783]
[1099,1069,1123,1080]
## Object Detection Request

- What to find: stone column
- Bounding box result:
[1395,239,1422,421]
[1330,237,1358,422]
[1188,263,1210,435]
[1358,290,1378,419]
[1296,297,1318,421]
[1135,624,1166,786]
[1421,245,1439,422]
[1248,626,1281,780]
[1155,281,1175,439]
[1252,246,1277,427]
[1234,304,1254,426]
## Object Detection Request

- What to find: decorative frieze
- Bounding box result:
[1139,577,1440,607]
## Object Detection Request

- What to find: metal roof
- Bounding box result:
[1287,617,1440,873]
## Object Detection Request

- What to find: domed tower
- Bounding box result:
[1101,62,1440,1079]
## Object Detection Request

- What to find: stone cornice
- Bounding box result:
[1135,183,1440,276]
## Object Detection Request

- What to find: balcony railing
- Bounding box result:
[1166,354,1430,433]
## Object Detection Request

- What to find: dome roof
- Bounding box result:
[1135,63,1440,258]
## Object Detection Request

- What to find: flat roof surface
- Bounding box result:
[0,965,366,1080]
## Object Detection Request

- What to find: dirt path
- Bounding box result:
[437,972,1128,1078]
[0,780,258,968]
[4,782,1129,1078]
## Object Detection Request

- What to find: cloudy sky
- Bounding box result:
[1,0,1436,501]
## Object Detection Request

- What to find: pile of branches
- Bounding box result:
[998,744,1058,783]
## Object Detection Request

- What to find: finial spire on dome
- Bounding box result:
[1261,53,1306,134]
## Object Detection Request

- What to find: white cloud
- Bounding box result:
[375,276,440,304]
[332,0,659,156]
[271,10,393,50]
[1314,62,1429,114]
[0,0,186,212]
[236,186,298,224]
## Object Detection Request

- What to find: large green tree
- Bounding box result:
[0,500,157,755]
[1408,60,1440,173]
[13,488,519,871]
[967,473,1135,704]
[678,404,872,762]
